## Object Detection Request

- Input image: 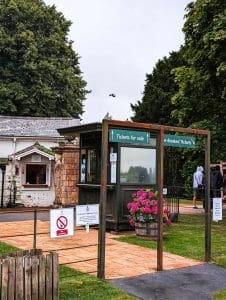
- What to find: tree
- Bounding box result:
[0,0,88,117]
[172,0,226,161]
[131,50,185,126]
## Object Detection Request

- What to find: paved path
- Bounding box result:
[110,264,226,300]
[0,220,202,279]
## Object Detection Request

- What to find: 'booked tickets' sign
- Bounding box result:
[164,134,196,149]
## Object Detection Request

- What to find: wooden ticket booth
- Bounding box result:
[58,122,158,231]
[59,119,211,277]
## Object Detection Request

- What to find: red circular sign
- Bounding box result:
[56,216,68,229]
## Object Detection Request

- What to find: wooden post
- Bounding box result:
[15,256,24,300]
[157,127,164,271]
[39,255,46,300]
[33,208,37,250]
[24,256,32,300]
[31,256,39,300]
[205,132,211,262]
[46,253,53,299]
[2,259,9,300]
[52,252,59,300]
[8,258,16,299]
[97,119,109,279]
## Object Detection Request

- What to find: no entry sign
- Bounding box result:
[50,208,74,238]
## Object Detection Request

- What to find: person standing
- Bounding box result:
[193,166,204,209]
[211,165,223,198]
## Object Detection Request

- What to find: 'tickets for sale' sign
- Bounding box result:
[50,208,74,238]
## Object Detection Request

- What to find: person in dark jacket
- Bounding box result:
[211,165,223,198]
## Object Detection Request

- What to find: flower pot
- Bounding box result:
[135,222,158,240]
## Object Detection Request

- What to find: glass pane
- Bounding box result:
[26,164,46,184]
[120,147,156,184]
[87,149,97,182]
[80,149,87,183]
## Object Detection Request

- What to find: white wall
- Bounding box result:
[0,137,59,207]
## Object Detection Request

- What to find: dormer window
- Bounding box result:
[12,143,54,189]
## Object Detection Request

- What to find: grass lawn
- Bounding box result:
[0,241,135,300]
[59,265,135,300]
[116,214,226,266]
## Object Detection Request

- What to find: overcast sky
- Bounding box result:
[44,0,190,123]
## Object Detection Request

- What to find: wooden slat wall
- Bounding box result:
[24,256,32,300]
[0,250,58,300]
[1,259,9,300]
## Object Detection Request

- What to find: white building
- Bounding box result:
[0,116,80,207]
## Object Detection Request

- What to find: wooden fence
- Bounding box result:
[0,249,58,300]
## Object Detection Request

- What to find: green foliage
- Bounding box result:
[132,0,225,166]
[0,0,88,118]
[172,0,226,162]
[131,50,185,126]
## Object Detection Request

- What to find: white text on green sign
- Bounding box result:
[109,129,150,144]
[164,134,196,148]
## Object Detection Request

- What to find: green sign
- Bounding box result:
[164,134,196,148]
[109,129,150,144]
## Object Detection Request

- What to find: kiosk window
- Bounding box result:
[87,149,97,182]
[80,148,99,183]
[120,147,156,184]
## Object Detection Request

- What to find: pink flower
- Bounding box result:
[166,219,172,226]
[141,206,152,214]
[127,188,172,227]
[150,200,157,207]
[148,191,155,198]
[129,219,135,227]
[137,190,144,197]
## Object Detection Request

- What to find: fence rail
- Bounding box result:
[0,249,58,300]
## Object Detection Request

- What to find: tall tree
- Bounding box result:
[0,0,88,117]
[172,0,226,161]
[131,50,184,126]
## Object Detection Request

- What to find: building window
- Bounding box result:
[26,164,46,185]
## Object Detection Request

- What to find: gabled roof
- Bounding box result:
[11,142,54,161]
[0,116,80,137]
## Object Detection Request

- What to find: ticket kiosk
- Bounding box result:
[58,122,157,231]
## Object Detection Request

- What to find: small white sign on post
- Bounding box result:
[76,204,99,227]
[212,198,222,222]
[50,207,74,238]
[110,153,117,162]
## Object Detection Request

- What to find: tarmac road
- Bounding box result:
[0,210,49,222]
[110,264,226,300]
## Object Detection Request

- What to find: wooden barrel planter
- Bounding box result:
[135,222,158,240]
